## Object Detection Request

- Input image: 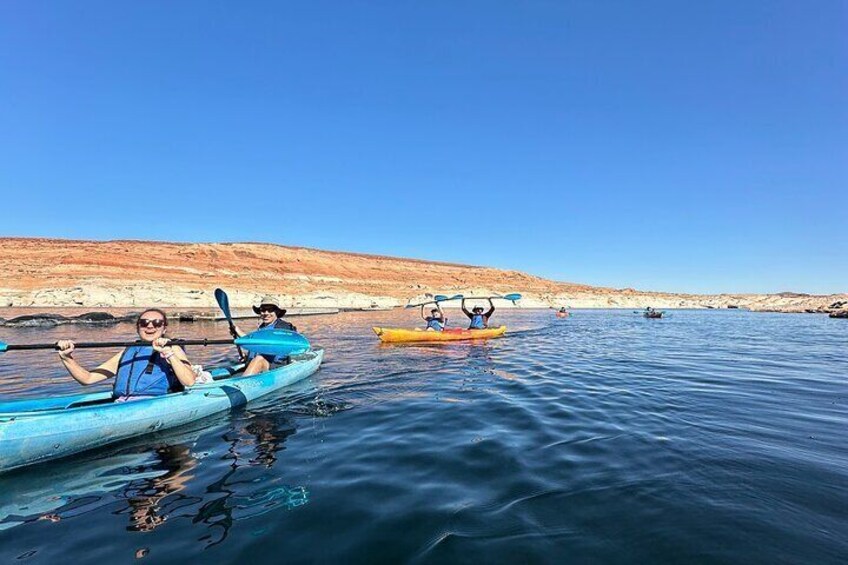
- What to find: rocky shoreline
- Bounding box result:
[0,312,137,327]
[0,238,845,316]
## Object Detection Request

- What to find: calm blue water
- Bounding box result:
[0,309,846,563]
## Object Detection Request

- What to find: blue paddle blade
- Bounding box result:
[0,341,7,353]
[433,295,449,302]
[450,294,464,300]
[503,293,522,302]
[235,328,310,356]
[214,288,232,319]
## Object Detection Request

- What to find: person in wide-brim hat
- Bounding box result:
[233,295,297,377]
[252,295,287,317]
[461,297,495,329]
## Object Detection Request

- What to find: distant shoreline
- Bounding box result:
[0,237,845,315]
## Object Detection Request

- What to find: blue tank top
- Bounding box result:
[469,314,486,329]
[426,318,445,331]
[113,346,180,399]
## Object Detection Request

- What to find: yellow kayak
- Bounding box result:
[372,326,507,343]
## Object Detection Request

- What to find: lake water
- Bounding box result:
[0,309,846,563]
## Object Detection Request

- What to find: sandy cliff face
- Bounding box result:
[0,238,843,313]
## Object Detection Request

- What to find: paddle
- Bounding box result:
[405,294,464,309]
[0,328,310,357]
[462,293,522,304]
[215,287,245,360]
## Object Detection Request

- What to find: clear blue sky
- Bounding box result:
[1,1,845,294]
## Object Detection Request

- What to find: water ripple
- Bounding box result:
[0,310,846,562]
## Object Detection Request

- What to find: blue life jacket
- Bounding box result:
[469,314,486,329]
[113,346,180,399]
[426,317,445,331]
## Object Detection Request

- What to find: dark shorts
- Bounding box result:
[258,354,290,366]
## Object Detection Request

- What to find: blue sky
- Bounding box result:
[1,1,845,294]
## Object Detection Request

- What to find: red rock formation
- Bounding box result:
[0,238,843,312]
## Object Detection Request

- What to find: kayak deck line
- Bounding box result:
[0,349,324,473]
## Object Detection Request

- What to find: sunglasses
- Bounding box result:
[137,318,166,328]
[258,306,277,314]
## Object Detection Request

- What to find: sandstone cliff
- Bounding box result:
[0,238,843,313]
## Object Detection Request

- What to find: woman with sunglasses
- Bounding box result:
[55,308,197,402]
[232,296,297,376]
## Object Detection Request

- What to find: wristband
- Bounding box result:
[161,350,175,361]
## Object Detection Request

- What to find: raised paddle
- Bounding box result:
[405,294,464,309]
[215,287,245,360]
[461,293,522,304]
[0,328,310,357]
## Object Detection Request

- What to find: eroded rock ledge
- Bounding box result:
[0,238,844,314]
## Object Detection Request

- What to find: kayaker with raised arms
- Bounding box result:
[421,303,446,331]
[233,296,297,376]
[461,298,495,329]
[55,308,196,402]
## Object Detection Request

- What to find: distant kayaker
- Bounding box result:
[462,298,495,329]
[421,303,446,331]
[233,295,297,376]
[55,308,196,402]
[558,307,568,314]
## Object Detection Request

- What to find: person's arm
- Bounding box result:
[420,305,428,321]
[461,299,472,318]
[438,304,448,327]
[233,324,246,338]
[485,298,495,317]
[57,340,121,385]
[153,338,196,387]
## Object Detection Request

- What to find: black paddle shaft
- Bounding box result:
[4,338,236,352]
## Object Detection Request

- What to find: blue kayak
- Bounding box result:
[0,349,323,474]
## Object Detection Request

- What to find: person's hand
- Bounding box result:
[57,340,75,360]
[152,337,172,355]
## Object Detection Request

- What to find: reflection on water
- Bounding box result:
[122,444,199,533]
[0,410,310,546]
[190,416,306,548]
